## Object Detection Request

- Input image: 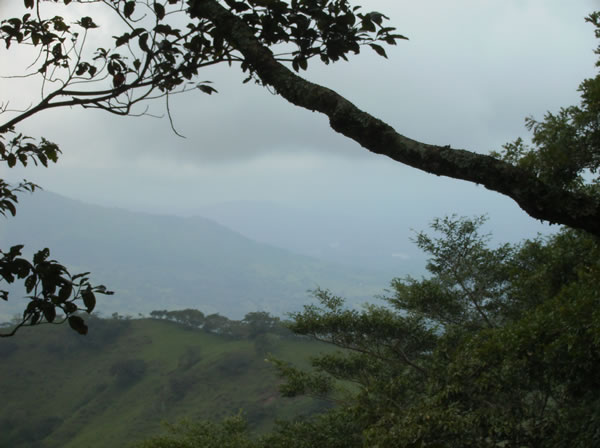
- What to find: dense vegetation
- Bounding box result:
[135,218,600,448]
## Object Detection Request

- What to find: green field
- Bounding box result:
[0,316,331,448]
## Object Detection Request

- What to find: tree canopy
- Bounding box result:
[271,218,600,447]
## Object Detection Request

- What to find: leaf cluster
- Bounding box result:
[1,0,406,127]
[218,0,406,74]
[0,129,110,337]
[0,128,60,168]
[0,244,113,337]
[136,415,259,448]
[491,14,600,195]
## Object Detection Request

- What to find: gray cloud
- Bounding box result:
[2,1,598,239]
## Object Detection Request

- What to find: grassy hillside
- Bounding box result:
[0,316,331,448]
[0,191,389,320]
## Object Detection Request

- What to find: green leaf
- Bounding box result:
[155,24,176,35]
[138,33,149,52]
[9,245,24,257]
[197,84,217,95]
[38,153,48,167]
[25,274,37,294]
[33,248,50,265]
[391,33,409,41]
[58,282,72,303]
[30,312,41,326]
[360,18,376,32]
[115,33,131,47]
[75,62,87,76]
[339,13,356,27]
[79,17,97,29]
[131,27,145,37]
[24,0,34,9]
[63,302,77,314]
[52,18,69,33]
[154,2,166,21]
[6,153,16,167]
[2,200,16,216]
[124,1,136,19]
[369,43,387,58]
[81,287,96,313]
[367,12,387,26]
[13,258,31,278]
[42,303,56,323]
[68,315,88,335]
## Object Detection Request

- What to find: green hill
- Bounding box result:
[0,315,331,448]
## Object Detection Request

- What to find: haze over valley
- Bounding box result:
[0,191,399,321]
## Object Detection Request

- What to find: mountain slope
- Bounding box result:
[0,317,329,448]
[0,191,389,319]
[196,200,426,275]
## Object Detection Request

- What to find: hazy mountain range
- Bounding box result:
[0,191,399,320]
[195,200,428,275]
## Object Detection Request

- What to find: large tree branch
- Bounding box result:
[189,0,600,237]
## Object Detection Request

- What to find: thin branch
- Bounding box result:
[0,314,69,338]
[311,333,428,376]
[166,92,186,138]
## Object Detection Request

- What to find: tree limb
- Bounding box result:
[188,0,600,237]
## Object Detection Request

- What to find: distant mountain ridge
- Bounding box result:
[0,191,389,320]
[195,200,426,275]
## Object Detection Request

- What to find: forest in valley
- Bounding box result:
[2,1,600,447]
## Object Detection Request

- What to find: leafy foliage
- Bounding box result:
[257,218,600,448]
[0,0,402,126]
[0,244,112,336]
[491,13,600,195]
[0,128,58,218]
[135,415,258,448]
[0,130,112,337]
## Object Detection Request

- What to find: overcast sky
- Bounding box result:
[2,0,598,243]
